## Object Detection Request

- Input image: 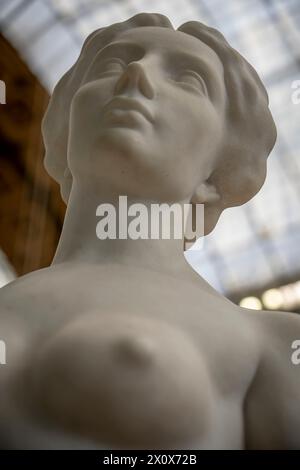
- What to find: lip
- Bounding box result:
[102,97,154,123]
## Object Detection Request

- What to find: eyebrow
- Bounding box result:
[96,41,144,60]
[167,49,217,73]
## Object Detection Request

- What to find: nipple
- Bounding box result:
[112,335,156,366]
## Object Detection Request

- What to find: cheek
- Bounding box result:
[71,80,116,124]
[157,98,221,157]
[69,81,119,157]
[157,102,223,191]
[187,104,223,155]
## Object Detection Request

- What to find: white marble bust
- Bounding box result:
[0,12,299,449]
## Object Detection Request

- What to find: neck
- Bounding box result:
[52,183,199,281]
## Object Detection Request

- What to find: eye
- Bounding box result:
[177,70,208,96]
[98,58,126,77]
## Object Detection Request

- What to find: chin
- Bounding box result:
[96,127,149,160]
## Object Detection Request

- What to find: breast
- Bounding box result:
[29,313,214,449]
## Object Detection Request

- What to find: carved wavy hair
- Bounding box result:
[42,12,276,209]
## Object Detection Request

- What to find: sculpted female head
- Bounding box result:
[42,12,276,234]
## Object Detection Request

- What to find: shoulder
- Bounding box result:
[242,308,300,449]
[0,263,72,314]
[0,268,47,315]
[238,305,300,354]
[0,266,61,343]
[256,309,300,387]
[251,308,300,355]
[243,307,300,392]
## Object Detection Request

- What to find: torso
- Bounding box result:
[0,262,263,449]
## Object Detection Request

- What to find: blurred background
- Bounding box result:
[0,0,299,313]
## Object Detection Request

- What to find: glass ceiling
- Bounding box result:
[1,0,299,296]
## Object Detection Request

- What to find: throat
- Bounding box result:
[52,185,196,279]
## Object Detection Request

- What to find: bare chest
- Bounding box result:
[2,266,258,448]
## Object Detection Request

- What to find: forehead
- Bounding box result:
[106,26,222,70]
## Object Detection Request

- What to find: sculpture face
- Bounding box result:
[68,26,226,202]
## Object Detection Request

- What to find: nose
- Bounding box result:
[114,61,155,99]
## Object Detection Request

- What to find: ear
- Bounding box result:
[191,181,220,205]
